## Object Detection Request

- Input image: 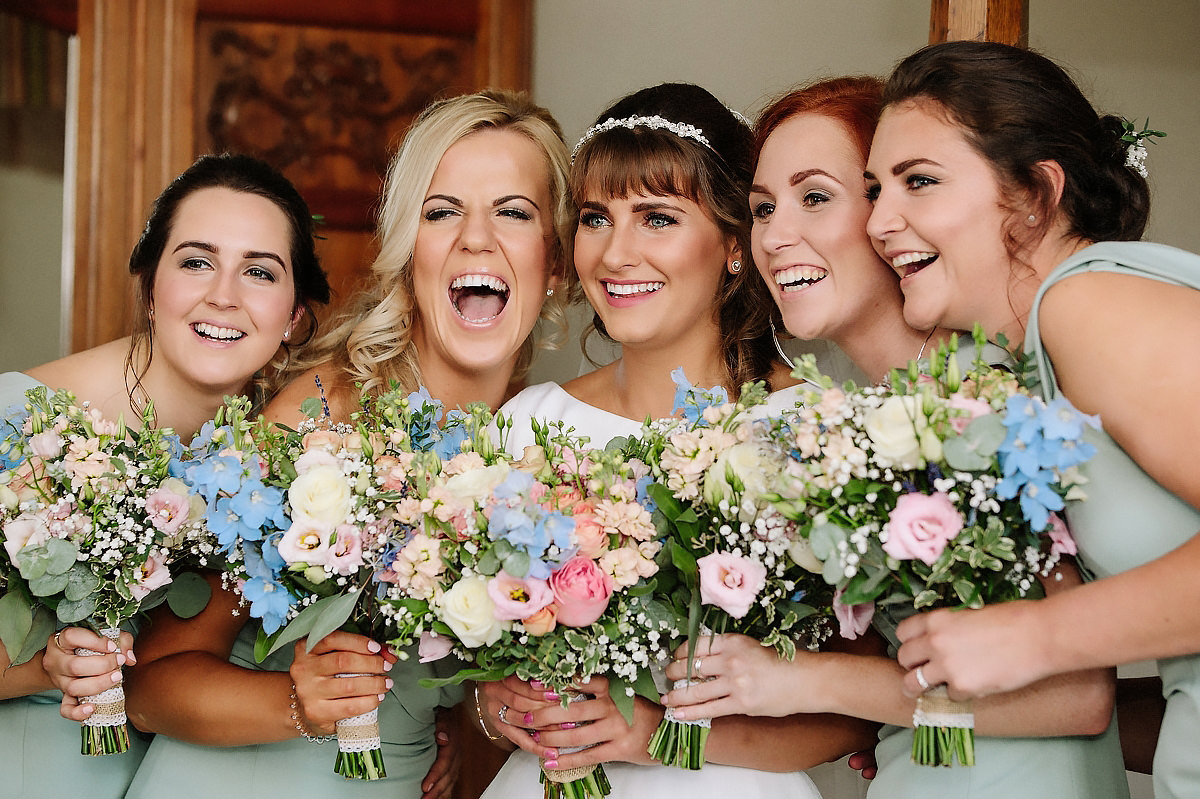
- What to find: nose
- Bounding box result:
[756,201,801,254]
[866,188,903,242]
[205,265,240,310]
[598,220,636,271]
[459,209,496,253]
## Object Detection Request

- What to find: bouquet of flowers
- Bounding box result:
[181,384,469,780]
[379,415,676,799]
[767,332,1096,766]
[636,370,833,770]
[0,388,208,755]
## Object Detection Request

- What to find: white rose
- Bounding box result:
[787,535,825,574]
[0,483,18,512]
[864,395,925,468]
[3,513,50,563]
[288,464,352,526]
[704,441,771,512]
[437,575,509,648]
[441,463,510,506]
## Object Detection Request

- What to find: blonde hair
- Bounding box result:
[290,90,576,398]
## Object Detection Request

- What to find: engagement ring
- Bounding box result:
[914,665,931,692]
[498,704,510,725]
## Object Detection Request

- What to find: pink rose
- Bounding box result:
[521,605,558,636]
[571,503,609,558]
[487,571,555,621]
[883,492,963,566]
[947,394,993,434]
[293,449,339,475]
[697,552,767,619]
[549,556,613,627]
[327,524,365,576]
[418,631,453,663]
[3,513,50,562]
[1046,513,1077,557]
[145,485,191,534]
[832,587,875,640]
[302,430,343,453]
[130,555,173,600]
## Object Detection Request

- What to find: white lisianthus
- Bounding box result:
[787,535,825,573]
[288,464,353,526]
[438,575,509,648]
[863,395,926,468]
[441,463,510,506]
[703,441,773,519]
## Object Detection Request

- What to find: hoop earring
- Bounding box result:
[730,260,742,274]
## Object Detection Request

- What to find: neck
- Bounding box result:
[136,361,246,440]
[833,295,944,384]
[993,230,1093,347]
[417,355,516,414]
[608,328,728,421]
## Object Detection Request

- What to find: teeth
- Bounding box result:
[891,252,938,268]
[605,281,664,297]
[193,322,245,341]
[450,274,510,293]
[774,266,828,291]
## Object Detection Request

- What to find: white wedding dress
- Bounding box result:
[483,381,825,799]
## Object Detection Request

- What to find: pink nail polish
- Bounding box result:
[110,671,123,683]
[367,640,382,653]
[561,721,577,730]
[530,680,545,690]
[385,678,394,690]
[523,711,534,725]
[544,759,558,770]
[530,731,540,743]
[544,691,559,700]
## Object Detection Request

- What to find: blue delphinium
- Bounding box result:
[671,367,729,426]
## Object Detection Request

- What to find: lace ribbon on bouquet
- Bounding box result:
[911,686,975,766]
[78,627,131,755]
[333,673,387,780]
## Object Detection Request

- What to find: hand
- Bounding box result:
[532,677,663,770]
[847,748,877,780]
[288,631,396,735]
[477,676,558,753]
[421,705,461,799]
[43,627,135,722]
[895,600,1052,701]
[662,633,824,719]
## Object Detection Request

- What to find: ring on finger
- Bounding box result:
[914,665,931,692]
[693,658,702,677]
[497,704,510,725]
[54,631,66,652]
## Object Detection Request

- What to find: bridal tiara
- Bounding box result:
[571,115,712,160]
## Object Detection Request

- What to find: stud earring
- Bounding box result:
[283,329,291,341]
[1027,214,1036,224]
[730,260,742,273]
[546,288,555,297]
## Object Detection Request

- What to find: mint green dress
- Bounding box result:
[0,371,152,798]
[124,619,461,799]
[1025,241,1200,799]
[864,344,1129,799]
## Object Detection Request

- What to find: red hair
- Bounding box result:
[754,76,883,165]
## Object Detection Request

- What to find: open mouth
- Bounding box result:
[450,274,510,322]
[192,322,246,342]
[774,266,828,293]
[604,280,664,299]
[891,251,938,278]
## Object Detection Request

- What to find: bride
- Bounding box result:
[474,82,878,797]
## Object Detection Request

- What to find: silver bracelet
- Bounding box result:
[289,683,334,744]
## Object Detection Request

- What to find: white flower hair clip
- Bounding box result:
[1119,118,1166,178]
[572,115,712,161]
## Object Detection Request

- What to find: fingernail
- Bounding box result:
[544,691,559,701]
[530,731,540,743]
[383,659,393,672]
[110,671,123,683]
[523,711,534,725]
[367,640,382,653]
[673,709,687,720]
[544,759,558,770]
[580,675,592,685]
[561,721,577,730]
[126,650,137,665]
[437,732,450,743]
[385,678,394,690]
[116,653,127,666]
[378,693,386,701]
[530,680,545,690]
[544,748,558,759]
[106,641,117,653]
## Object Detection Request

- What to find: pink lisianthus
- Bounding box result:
[1046,513,1078,557]
[697,552,767,619]
[487,571,555,621]
[418,631,453,663]
[293,448,339,476]
[130,554,173,600]
[327,524,365,576]
[144,484,191,534]
[882,492,963,566]
[832,587,875,640]
[277,518,333,566]
[549,556,613,626]
[947,394,993,434]
[27,431,63,459]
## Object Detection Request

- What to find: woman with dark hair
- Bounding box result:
[662,75,1127,799]
[476,82,878,798]
[863,41,1200,799]
[0,152,331,799]
[123,90,574,799]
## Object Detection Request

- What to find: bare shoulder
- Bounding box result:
[767,361,798,392]
[265,363,357,426]
[25,339,130,401]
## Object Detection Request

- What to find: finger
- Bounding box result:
[894,611,928,643]
[59,693,96,722]
[53,627,117,654]
[662,676,727,707]
[303,631,386,657]
[321,674,394,700]
[895,637,930,670]
[62,670,126,700]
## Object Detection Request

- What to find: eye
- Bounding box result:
[180,256,212,271]
[864,182,881,203]
[751,201,775,221]
[802,190,832,208]
[245,265,277,282]
[906,174,938,190]
[578,211,610,229]
[498,206,532,221]
[645,211,678,229]
[423,207,458,222]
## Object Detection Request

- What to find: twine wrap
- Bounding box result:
[912,686,974,729]
[78,628,127,727]
[336,709,382,753]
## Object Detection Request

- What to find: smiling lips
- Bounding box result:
[773,265,828,293]
[450,273,511,322]
[891,251,939,278]
[192,322,246,342]
[604,280,664,298]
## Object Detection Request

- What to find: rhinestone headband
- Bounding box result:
[571,115,712,160]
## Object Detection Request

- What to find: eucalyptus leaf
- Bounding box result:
[166,571,212,618]
[501,550,530,579]
[29,569,70,598]
[42,537,78,575]
[63,565,100,602]
[300,397,323,419]
[476,548,500,576]
[13,607,55,666]
[56,594,98,624]
[808,522,847,562]
[304,587,364,652]
[0,590,34,661]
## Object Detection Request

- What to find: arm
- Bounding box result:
[0,648,53,700]
[124,571,392,745]
[895,273,1200,698]
[668,565,1114,738]
[1,627,132,723]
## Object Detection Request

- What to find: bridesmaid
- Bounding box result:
[865,42,1200,799]
[662,76,1129,799]
[0,152,331,799]
[477,82,879,799]
[123,90,574,799]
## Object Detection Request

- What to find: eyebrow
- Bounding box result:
[173,240,286,269]
[863,157,943,184]
[750,168,841,195]
[630,200,685,214]
[423,193,541,211]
